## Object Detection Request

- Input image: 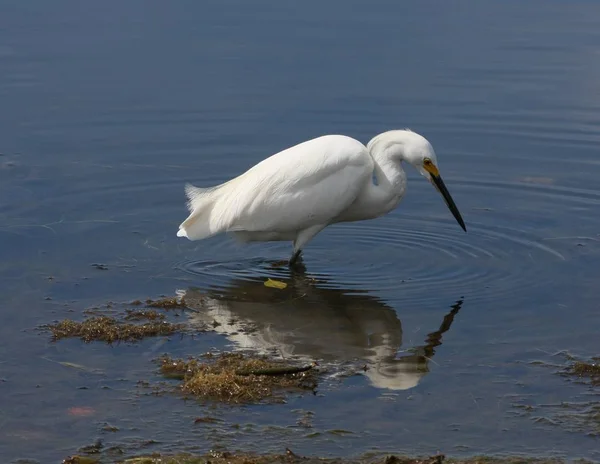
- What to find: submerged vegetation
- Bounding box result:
[47,297,597,463]
[159,352,317,403]
[43,296,320,403]
[62,450,588,464]
[47,315,184,343]
[519,353,600,437]
[528,352,600,387]
[565,357,600,386]
[144,297,188,309]
[43,297,197,343]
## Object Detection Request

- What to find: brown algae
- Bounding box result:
[103,451,582,464]
[61,451,588,464]
[529,353,600,387]
[565,358,600,386]
[63,456,100,464]
[44,296,200,343]
[159,353,317,403]
[520,354,600,436]
[123,309,166,321]
[47,315,184,343]
[145,297,188,309]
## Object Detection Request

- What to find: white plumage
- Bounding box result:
[177,129,466,265]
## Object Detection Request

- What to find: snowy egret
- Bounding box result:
[177,129,466,265]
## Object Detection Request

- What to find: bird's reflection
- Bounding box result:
[179,271,463,391]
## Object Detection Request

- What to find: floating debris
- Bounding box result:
[124,309,166,321]
[530,353,600,387]
[145,297,187,309]
[193,416,221,424]
[41,294,205,343]
[522,353,600,437]
[62,456,100,464]
[91,263,109,270]
[110,451,573,464]
[565,357,600,386]
[78,439,104,454]
[41,358,105,375]
[264,278,288,289]
[101,423,120,432]
[159,353,317,403]
[46,316,184,343]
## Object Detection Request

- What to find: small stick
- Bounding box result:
[235,364,314,376]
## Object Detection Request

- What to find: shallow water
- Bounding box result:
[1,1,600,462]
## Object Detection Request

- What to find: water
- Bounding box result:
[1,1,600,462]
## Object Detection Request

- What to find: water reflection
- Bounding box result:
[178,272,463,391]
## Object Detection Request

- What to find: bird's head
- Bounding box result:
[368,130,466,232]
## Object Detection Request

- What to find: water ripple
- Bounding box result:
[4,155,593,306]
[174,212,567,305]
[172,169,597,303]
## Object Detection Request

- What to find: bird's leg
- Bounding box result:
[289,249,303,267]
[289,224,325,269]
[288,250,307,274]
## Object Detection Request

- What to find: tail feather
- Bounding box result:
[184,183,214,212]
[177,183,218,241]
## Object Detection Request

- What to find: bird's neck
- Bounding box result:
[370,151,407,211]
[335,150,407,223]
[372,150,407,195]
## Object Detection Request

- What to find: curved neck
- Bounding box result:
[334,147,407,223]
[371,148,407,193]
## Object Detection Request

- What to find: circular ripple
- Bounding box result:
[174,244,296,287]
[5,156,596,307]
[320,217,563,298]
[172,170,600,305]
[173,214,569,306]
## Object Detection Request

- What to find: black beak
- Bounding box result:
[430,174,466,232]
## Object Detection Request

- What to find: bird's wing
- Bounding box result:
[209,135,373,234]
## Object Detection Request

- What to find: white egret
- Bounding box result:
[177,129,466,265]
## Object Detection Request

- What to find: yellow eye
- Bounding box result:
[424,158,432,166]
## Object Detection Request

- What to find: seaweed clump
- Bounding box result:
[145,297,187,309]
[43,295,198,343]
[110,451,576,464]
[47,316,184,343]
[565,357,600,386]
[124,309,166,321]
[522,354,600,437]
[63,456,100,464]
[159,353,317,403]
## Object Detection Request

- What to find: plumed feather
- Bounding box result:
[176,184,221,239]
[177,135,374,241]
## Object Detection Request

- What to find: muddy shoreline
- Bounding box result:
[62,449,595,464]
